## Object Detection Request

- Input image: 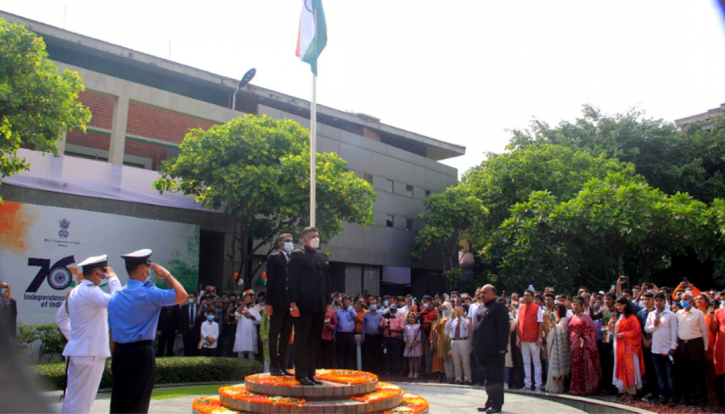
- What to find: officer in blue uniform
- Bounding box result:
[108,249,188,413]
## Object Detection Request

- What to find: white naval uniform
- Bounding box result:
[57,278,121,414]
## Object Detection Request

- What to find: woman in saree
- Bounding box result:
[612,297,644,402]
[545,304,571,393]
[569,296,601,395]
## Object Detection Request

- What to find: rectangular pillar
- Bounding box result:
[109,96,129,165]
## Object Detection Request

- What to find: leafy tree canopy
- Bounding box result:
[0,18,91,199]
[508,104,725,203]
[155,114,376,289]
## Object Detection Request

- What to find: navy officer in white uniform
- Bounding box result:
[108,249,188,413]
[56,254,121,414]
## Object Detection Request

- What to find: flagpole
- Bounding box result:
[310,73,317,228]
[310,6,317,228]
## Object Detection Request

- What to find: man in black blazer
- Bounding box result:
[0,282,17,342]
[156,304,179,356]
[287,226,331,386]
[472,284,509,414]
[265,233,295,376]
[178,292,201,356]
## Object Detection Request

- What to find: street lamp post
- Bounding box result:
[232,68,256,111]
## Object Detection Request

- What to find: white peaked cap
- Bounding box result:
[76,254,108,269]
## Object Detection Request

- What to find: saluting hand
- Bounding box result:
[106,266,118,279]
[151,263,172,280]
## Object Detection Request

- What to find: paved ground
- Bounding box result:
[44,382,586,413]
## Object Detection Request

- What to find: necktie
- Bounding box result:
[455,319,460,339]
[190,305,195,327]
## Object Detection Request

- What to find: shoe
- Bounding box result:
[504,384,509,390]
[280,368,293,376]
[535,387,541,392]
[476,407,490,412]
[309,376,324,385]
[270,368,285,377]
[298,378,315,386]
[408,372,413,378]
[486,407,502,414]
[414,373,419,379]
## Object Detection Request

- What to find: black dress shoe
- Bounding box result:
[270,368,284,377]
[281,368,293,376]
[309,376,324,385]
[298,378,316,386]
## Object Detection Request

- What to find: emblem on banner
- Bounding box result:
[58,218,71,239]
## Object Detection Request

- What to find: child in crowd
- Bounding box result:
[404,311,423,378]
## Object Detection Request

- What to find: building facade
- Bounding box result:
[1,11,464,299]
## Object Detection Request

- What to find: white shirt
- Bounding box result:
[676,307,709,351]
[55,300,71,341]
[514,306,544,323]
[62,278,122,357]
[201,321,219,348]
[445,317,470,339]
[467,302,481,320]
[644,309,678,354]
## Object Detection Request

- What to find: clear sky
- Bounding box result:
[2,1,725,177]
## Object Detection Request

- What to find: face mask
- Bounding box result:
[283,242,294,252]
[188,298,195,304]
[145,266,153,283]
[423,303,429,309]
[1,288,6,295]
[309,237,320,249]
[383,300,388,306]
[370,305,377,311]
[207,315,214,321]
[681,300,690,308]
[442,309,450,316]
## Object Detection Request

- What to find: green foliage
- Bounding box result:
[155,114,376,288]
[497,174,711,290]
[0,18,91,200]
[17,323,67,362]
[31,357,261,390]
[508,105,725,203]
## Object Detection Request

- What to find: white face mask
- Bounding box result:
[309,237,320,249]
[283,242,294,252]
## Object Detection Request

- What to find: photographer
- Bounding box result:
[379,304,405,375]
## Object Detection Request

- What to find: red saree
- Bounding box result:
[568,313,602,395]
[615,314,644,388]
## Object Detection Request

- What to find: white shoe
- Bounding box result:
[413,373,418,378]
[504,384,509,390]
[535,387,542,392]
[408,372,413,378]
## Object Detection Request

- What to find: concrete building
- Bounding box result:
[0,11,465,298]
[675,102,725,130]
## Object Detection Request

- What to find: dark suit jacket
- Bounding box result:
[266,251,290,308]
[286,246,331,314]
[0,298,17,338]
[472,299,509,357]
[157,304,179,334]
[178,303,201,338]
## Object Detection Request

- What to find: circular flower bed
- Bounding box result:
[244,373,300,387]
[219,385,306,407]
[315,369,378,385]
[350,382,402,403]
[191,396,245,414]
[384,392,430,414]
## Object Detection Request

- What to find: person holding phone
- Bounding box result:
[234,293,261,359]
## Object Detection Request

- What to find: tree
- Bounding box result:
[0,18,91,200]
[508,105,725,203]
[154,114,376,290]
[497,173,710,290]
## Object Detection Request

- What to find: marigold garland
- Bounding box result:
[350,381,402,403]
[315,369,378,385]
[218,385,306,406]
[191,396,244,414]
[383,392,430,414]
[245,373,300,387]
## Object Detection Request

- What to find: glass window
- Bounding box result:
[386,179,394,192]
[386,215,394,227]
[406,219,415,231]
[364,173,373,184]
[405,184,414,197]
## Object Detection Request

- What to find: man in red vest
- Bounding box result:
[516,289,544,391]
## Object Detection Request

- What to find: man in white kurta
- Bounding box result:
[56,255,121,414]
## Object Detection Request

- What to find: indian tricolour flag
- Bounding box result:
[296,0,327,76]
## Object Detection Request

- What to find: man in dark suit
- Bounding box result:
[472,284,509,414]
[156,304,179,356]
[266,233,295,376]
[0,282,18,343]
[178,291,201,356]
[287,226,331,386]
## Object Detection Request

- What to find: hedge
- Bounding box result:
[30,357,262,390]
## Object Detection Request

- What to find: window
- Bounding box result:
[405,184,414,197]
[364,173,373,184]
[342,168,349,173]
[386,215,394,227]
[425,190,432,198]
[406,218,415,231]
[385,179,394,192]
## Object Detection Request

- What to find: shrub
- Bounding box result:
[30,357,262,390]
[16,323,67,362]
